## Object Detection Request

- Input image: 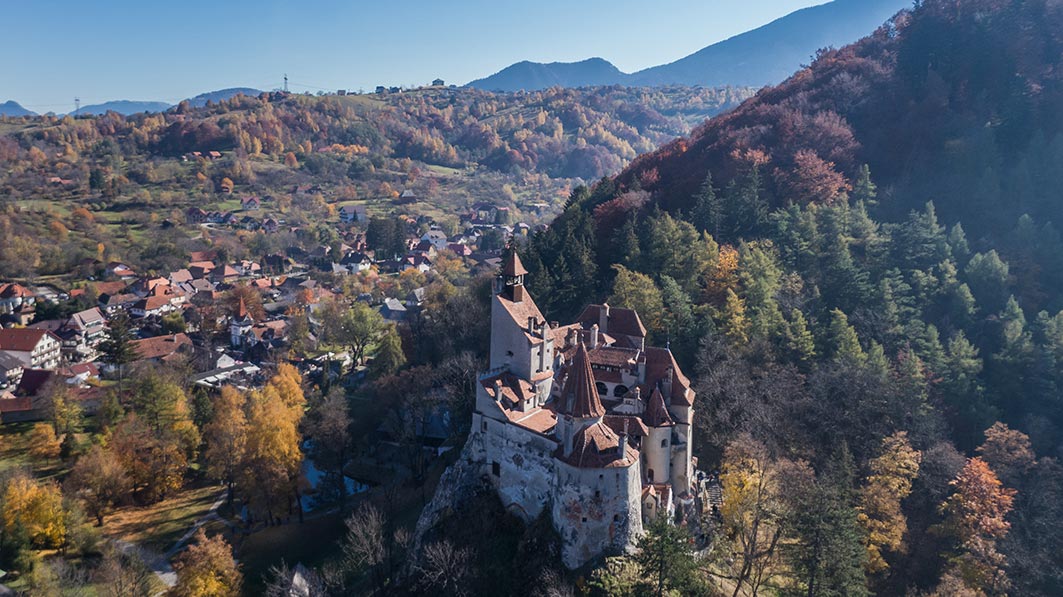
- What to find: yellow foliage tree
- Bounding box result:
[27,423,61,460]
[1,474,67,549]
[858,431,922,575]
[169,528,242,597]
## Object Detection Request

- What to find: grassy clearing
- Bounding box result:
[101,483,221,553]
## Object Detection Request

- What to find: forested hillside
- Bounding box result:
[522,1,1063,594]
[0,85,751,279]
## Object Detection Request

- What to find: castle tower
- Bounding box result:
[643,387,675,489]
[556,342,606,455]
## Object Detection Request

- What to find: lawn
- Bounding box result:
[0,422,75,480]
[101,483,222,553]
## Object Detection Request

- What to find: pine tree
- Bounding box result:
[720,289,750,346]
[738,241,786,343]
[828,309,865,365]
[786,309,817,371]
[691,170,722,238]
[851,164,877,205]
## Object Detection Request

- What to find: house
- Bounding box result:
[432,78,446,87]
[380,298,408,321]
[446,243,472,257]
[420,229,449,251]
[186,208,208,224]
[107,262,136,279]
[241,196,261,210]
[0,329,62,370]
[130,296,175,318]
[340,252,373,273]
[63,307,107,359]
[0,352,24,388]
[262,218,280,234]
[375,86,387,94]
[0,283,36,315]
[396,190,418,204]
[98,293,138,315]
[130,333,194,364]
[211,265,240,284]
[339,204,368,223]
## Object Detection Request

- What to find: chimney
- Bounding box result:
[528,317,535,334]
[566,328,576,349]
[512,284,524,303]
[590,324,599,349]
[494,378,504,402]
[599,303,610,334]
[618,419,629,458]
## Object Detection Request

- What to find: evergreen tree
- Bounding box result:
[786,309,817,371]
[634,517,699,597]
[691,170,722,238]
[99,311,137,387]
[827,309,865,366]
[738,242,786,343]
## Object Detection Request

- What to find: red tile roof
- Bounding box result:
[0,329,58,353]
[131,334,193,361]
[644,387,675,428]
[557,343,605,419]
[556,421,638,469]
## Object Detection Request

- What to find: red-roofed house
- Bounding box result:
[0,329,61,370]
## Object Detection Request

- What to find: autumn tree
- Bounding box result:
[203,386,249,508]
[169,528,242,597]
[715,435,785,597]
[976,422,1034,487]
[321,299,386,367]
[239,385,303,524]
[0,473,67,549]
[66,445,131,525]
[27,423,61,460]
[858,432,922,576]
[938,458,1016,595]
[110,413,186,503]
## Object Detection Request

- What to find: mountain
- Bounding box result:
[629,0,912,87]
[0,101,35,117]
[77,100,173,116]
[604,0,1063,239]
[467,0,912,92]
[467,58,626,93]
[187,87,263,108]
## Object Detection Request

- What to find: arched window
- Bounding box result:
[595,382,608,396]
[614,385,629,398]
[647,469,654,482]
[661,439,668,448]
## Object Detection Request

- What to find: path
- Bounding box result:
[114,489,228,590]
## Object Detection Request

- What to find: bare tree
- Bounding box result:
[342,503,386,590]
[95,545,156,597]
[416,540,473,597]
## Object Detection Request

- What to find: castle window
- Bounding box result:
[582,517,587,523]
[482,420,488,432]
[661,439,668,448]
[492,462,500,477]
[595,490,600,499]
[648,469,654,482]
[595,382,608,396]
[613,514,620,522]
[614,385,629,398]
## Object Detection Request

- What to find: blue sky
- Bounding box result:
[3,0,826,110]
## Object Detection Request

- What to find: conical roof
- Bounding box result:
[644,386,674,428]
[502,249,528,277]
[559,343,606,418]
[235,297,250,320]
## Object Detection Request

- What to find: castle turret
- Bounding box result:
[643,387,674,486]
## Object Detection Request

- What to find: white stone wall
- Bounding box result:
[552,460,643,569]
[470,413,557,521]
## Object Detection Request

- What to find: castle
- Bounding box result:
[465,250,696,568]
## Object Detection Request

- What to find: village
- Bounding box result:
[0,190,529,492]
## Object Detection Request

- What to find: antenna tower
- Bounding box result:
[284,74,289,93]
[74,97,80,116]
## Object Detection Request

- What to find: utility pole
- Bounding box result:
[74,97,80,116]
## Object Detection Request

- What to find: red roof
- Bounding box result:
[0,284,34,299]
[556,421,638,469]
[131,334,193,361]
[0,329,58,353]
[501,250,528,277]
[557,343,605,418]
[644,387,675,428]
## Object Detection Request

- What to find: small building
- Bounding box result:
[339,204,368,224]
[241,196,261,211]
[432,78,445,87]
